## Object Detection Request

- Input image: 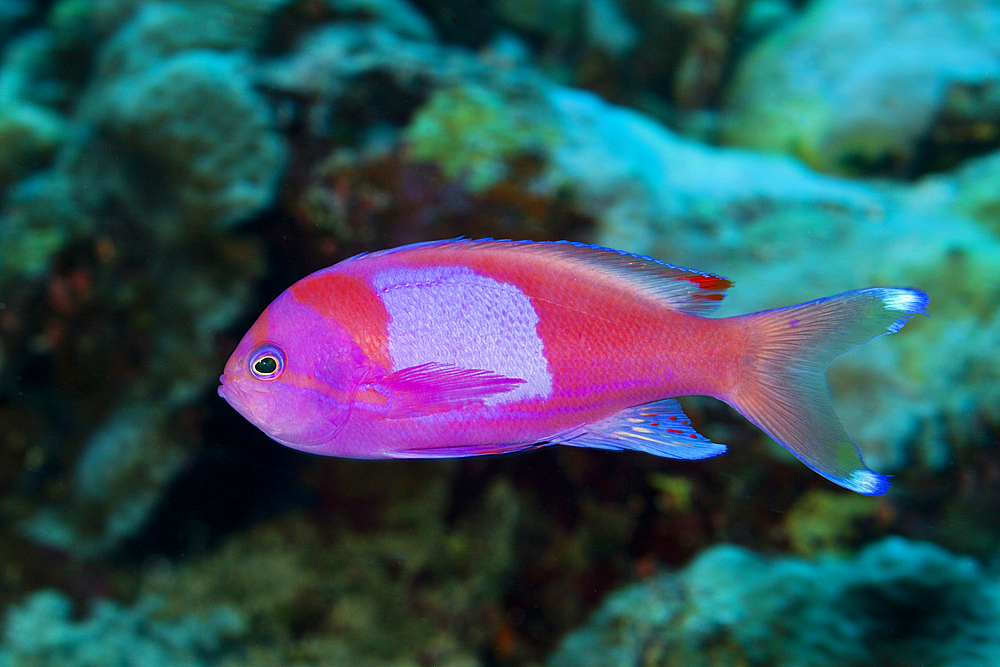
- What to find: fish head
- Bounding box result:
[219,290,370,451]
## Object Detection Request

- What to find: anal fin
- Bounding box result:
[554,399,727,460]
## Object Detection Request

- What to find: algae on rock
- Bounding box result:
[405,84,561,192]
[139,468,521,667]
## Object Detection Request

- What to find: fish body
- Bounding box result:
[219,239,928,495]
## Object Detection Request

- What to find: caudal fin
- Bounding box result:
[728,288,928,495]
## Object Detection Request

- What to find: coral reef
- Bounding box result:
[258,20,549,151]
[135,465,521,667]
[485,0,763,133]
[783,488,888,558]
[0,32,68,187]
[92,0,290,79]
[405,83,561,191]
[20,406,188,556]
[0,589,245,667]
[723,0,1000,176]
[549,537,1000,667]
[65,48,287,235]
[0,0,283,556]
[0,0,31,46]
[2,1,1000,666]
[952,148,1000,236]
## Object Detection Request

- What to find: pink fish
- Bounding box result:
[219,239,927,495]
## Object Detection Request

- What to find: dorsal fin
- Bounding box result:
[529,240,732,315]
[361,238,734,316]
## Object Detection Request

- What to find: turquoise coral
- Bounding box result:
[722,0,1000,175]
[0,32,68,188]
[550,537,1000,667]
[66,49,287,235]
[0,590,245,667]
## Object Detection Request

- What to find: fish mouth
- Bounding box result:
[218,375,237,405]
[217,374,356,450]
[218,375,247,418]
[218,375,275,425]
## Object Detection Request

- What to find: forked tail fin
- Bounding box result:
[727,288,928,495]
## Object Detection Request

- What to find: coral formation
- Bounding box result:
[405,83,561,191]
[66,48,287,235]
[0,32,68,187]
[952,148,1000,236]
[93,0,289,79]
[0,0,282,556]
[486,0,759,131]
[0,589,245,667]
[783,488,887,558]
[137,468,521,667]
[723,0,1000,175]
[550,537,1000,667]
[20,406,187,556]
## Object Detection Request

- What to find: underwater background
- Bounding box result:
[2,0,1000,665]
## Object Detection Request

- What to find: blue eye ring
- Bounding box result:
[249,345,285,380]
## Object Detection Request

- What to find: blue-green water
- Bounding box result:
[2,1,999,665]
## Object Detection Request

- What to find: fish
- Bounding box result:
[218,239,928,495]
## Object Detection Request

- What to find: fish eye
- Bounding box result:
[249,345,285,380]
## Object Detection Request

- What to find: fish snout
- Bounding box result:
[218,374,277,425]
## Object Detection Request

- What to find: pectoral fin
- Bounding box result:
[370,362,525,418]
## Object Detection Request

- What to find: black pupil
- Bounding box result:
[254,356,277,374]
